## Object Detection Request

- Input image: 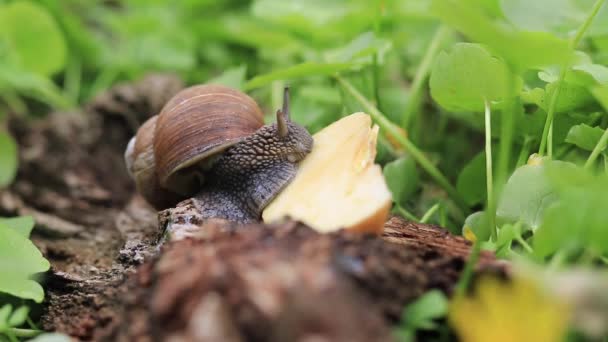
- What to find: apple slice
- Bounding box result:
[263,112,392,234]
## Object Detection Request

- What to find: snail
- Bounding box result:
[124,84,313,223]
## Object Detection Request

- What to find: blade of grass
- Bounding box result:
[395,205,420,222]
[538,0,606,157]
[401,25,450,128]
[335,74,469,216]
[420,203,440,223]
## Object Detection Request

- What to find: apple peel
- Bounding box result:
[263,112,392,234]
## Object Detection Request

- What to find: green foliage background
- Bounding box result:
[1,0,608,339]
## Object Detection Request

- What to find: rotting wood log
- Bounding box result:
[99,216,507,342]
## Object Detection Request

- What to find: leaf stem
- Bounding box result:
[584,127,608,169]
[495,72,517,196]
[538,0,606,157]
[571,0,606,48]
[420,203,440,223]
[515,236,533,254]
[484,100,497,240]
[26,316,39,330]
[335,75,470,215]
[401,25,450,128]
[516,137,532,167]
[538,70,566,157]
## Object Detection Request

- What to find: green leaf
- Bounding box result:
[565,124,605,152]
[592,85,608,110]
[97,6,196,74]
[0,1,67,76]
[534,165,608,257]
[462,211,491,242]
[571,64,608,86]
[431,0,573,71]
[0,63,72,109]
[401,290,448,330]
[494,223,520,258]
[0,304,11,331]
[36,0,103,68]
[252,0,353,28]
[197,15,300,50]
[543,81,594,113]
[0,226,50,302]
[383,156,420,207]
[430,43,516,112]
[7,306,28,327]
[244,62,356,90]
[207,65,247,90]
[250,0,373,45]
[520,88,547,110]
[457,152,486,206]
[496,161,569,230]
[463,0,503,18]
[0,132,17,188]
[0,216,35,238]
[500,0,583,34]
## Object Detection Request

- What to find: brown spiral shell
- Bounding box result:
[154,84,264,195]
[127,115,185,209]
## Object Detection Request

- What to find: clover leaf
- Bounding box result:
[0,1,67,76]
[496,161,572,230]
[0,225,50,302]
[430,43,516,112]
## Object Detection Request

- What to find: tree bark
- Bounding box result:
[0,75,508,341]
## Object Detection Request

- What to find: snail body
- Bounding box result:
[125,84,313,223]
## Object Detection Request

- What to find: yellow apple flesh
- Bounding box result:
[263,112,392,234]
